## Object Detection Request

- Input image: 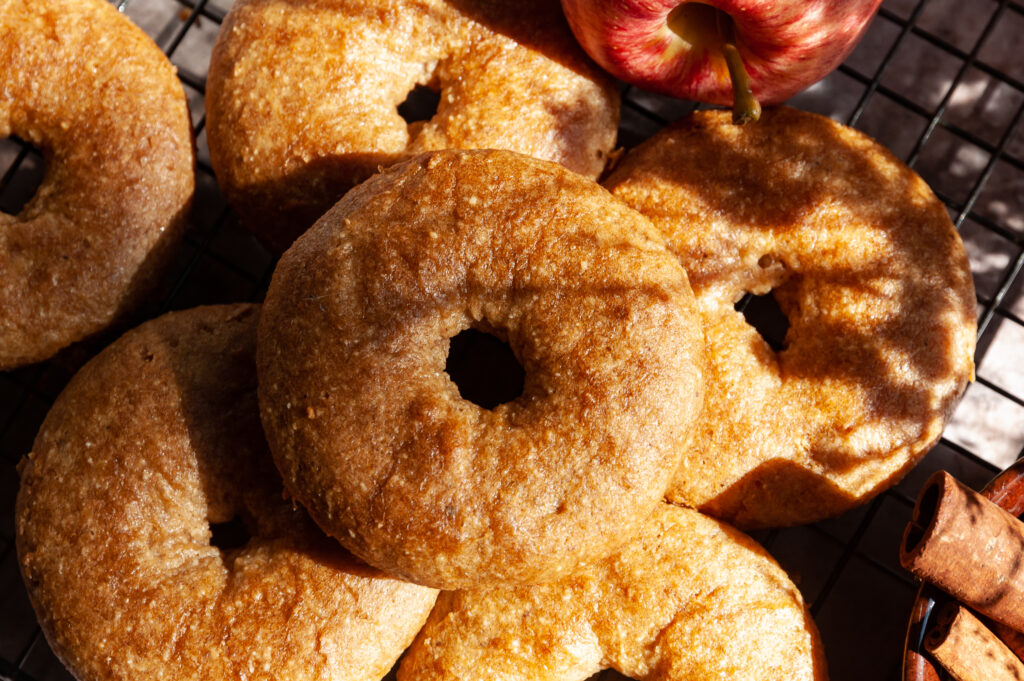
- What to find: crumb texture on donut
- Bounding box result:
[397,503,828,681]
[206,0,619,252]
[604,107,977,528]
[16,305,438,681]
[0,0,194,368]
[258,149,705,589]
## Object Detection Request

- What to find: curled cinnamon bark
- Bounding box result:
[901,471,1024,633]
[924,603,1024,681]
[993,621,1024,662]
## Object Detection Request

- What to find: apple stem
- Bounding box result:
[722,43,761,124]
[716,13,761,125]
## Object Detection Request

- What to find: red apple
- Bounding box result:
[561,0,882,121]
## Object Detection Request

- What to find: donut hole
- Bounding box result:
[735,290,790,352]
[209,514,251,553]
[0,136,46,216]
[398,83,441,127]
[445,327,525,409]
[584,671,629,680]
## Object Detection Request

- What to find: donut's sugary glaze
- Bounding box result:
[605,107,978,529]
[16,305,438,681]
[398,503,827,681]
[206,0,620,254]
[258,150,706,589]
[0,0,194,369]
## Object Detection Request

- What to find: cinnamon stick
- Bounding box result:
[901,470,1024,633]
[924,603,1024,681]
[993,621,1024,662]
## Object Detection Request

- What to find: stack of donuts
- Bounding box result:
[7,0,978,680]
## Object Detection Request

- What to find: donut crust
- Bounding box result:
[398,503,828,681]
[206,0,619,253]
[605,107,977,528]
[16,305,438,681]
[0,0,194,368]
[258,149,705,588]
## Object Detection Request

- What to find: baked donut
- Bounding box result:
[258,149,706,589]
[16,305,438,681]
[0,0,194,369]
[206,0,619,253]
[604,107,977,528]
[398,503,827,681]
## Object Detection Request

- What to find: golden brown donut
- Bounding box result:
[16,305,438,681]
[604,107,977,529]
[0,0,194,369]
[258,149,705,589]
[398,503,828,681]
[206,0,619,253]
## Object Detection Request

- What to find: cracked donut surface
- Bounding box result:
[605,107,977,528]
[206,0,619,253]
[398,503,827,681]
[16,305,438,681]
[0,0,193,368]
[257,149,706,589]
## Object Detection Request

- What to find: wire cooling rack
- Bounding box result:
[2,0,1023,679]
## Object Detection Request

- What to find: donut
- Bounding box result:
[398,503,828,681]
[0,0,194,369]
[604,106,977,528]
[258,149,706,589]
[16,305,438,681]
[205,0,619,253]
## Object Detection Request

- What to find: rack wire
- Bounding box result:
[2,0,1023,679]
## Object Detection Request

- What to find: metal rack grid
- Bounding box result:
[1,0,1022,679]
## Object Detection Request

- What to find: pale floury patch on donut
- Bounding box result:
[605,106,977,529]
[0,0,193,369]
[397,504,827,681]
[257,149,706,589]
[205,0,619,253]
[16,305,438,681]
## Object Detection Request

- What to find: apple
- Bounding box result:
[561,0,882,123]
